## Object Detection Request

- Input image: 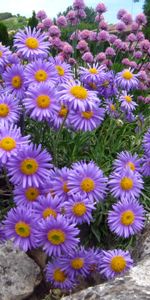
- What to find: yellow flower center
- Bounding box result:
[121,210,135,226]
[55,65,65,76]
[25,187,39,201]
[124,95,132,103]
[110,104,116,111]
[71,258,84,269]
[126,162,135,171]
[25,37,39,49]
[0,137,16,151]
[42,208,57,219]
[53,268,66,282]
[120,177,133,190]
[110,256,126,273]
[36,95,51,109]
[20,158,38,175]
[89,68,98,74]
[15,221,31,238]
[70,86,88,100]
[81,177,95,192]
[72,202,87,216]
[34,70,48,82]
[122,70,133,80]
[47,229,65,245]
[82,111,94,119]
[0,51,3,57]
[11,76,22,88]
[63,181,70,193]
[0,103,9,117]
[58,105,68,117]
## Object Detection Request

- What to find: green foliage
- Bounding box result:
[143,0,150,38]
[2,16,27,31]
[0,22,9,45]
[28,11,38,29]
[0,12,13,20]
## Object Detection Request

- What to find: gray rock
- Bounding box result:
[0,241,41,300]
[62,257,150,300]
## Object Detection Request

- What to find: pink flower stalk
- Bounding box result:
[82,52,94,63]
[96,3,107,14]
[56,16,68,28]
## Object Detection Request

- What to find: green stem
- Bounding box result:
[53,113,68,166]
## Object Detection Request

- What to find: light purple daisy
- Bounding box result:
[0,124,30,164]
[99,249,133,279]
[33,194,62,220]
[69,106,105,132]
[49,56,73,84]
[49,103,70,130]
[68,161,108,202]
[79,64,106,86]
[115,69,139,91]
[23,82,58,122]
[45,260,75,290]
[52,167,71,201]
[35,214,79,256]
[105,99,118,118]
[143,128,150,155]
[24,59,58,86]
[119,91,138,112]
[14,27,50,60]
[141,154,150,176]
[108,198,145,238]
[57,80,100,111]
[59,247,93,280]
[0,93,20,126]
[2,64,26,98]
[13,184,45,209]
[0,44,11,67]
[7,143,52,188]
[64,193,95,224]
[4,206,38,252]
[113,151,141,174]
[109,168,144,201]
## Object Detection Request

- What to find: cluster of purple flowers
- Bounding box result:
[0,0,149,293]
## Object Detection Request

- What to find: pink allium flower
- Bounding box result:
[140,39,150,52]
[67,10,77,23]
[51,38,63,50]
[121,13,133,25]
[135,13,147,26]
[96,52,106,62]
[77,40,88,52]
[103,59,112,68]
[49,25,61,38]
[109,34,117,43]
[97,30,109,42]
[113,38,122,48]
[117,9,127,20]
[82,52,93,63]
[68,58,76,66]
[116,22,126,32]
[122,58,130,66]
[79,30,90,40]
[105,47,116,57]
[131,22,139,32]
[56,16,68,28]
[37,23,44,30]
[99,21,108,31]
[127,33,136,43]
[96,3,107,14]
[73,0,85,10]
[43,18,53,28]
[63,43,73,55]
[129,61,137,69]
[95,14,104,23]
[89,31,97,41]
[136,32,145,42]
[76,9,86,19]
[36,10,47,20]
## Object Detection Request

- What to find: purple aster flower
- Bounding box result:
[119,91,138,112]
[59,247,93,280]
[109,168,144,201]
[99,249,133,279]
[33,194,62,220]
[13,184,45,208]
[98,71,117,98]
[36,10,47,21]
[113,151,141,174]
[108,199,145,238]
[57,80,100,112]
[79,63,106,86]
[96,3,107,13]
[115,69,139,91]
[24,59,57,85]
[0,124,30,164]
[56,16,68,28]
[64,193,95,224]
[7,143,52,188]
[49,103,70,130]
[49,56,73,84]
[143,128,150,155]
[82,52,94,63]
[3,64,26,98]
[0,93,20,126]
[35,214,79,256]
[14,27,50,60]
[87,248,102,273]
[4,206,38,252]
[105,99,118,118]
[45,260,75,290]
[69,106,105,132]
[68,161,108,202]
[141,154,150,176]
[23,82,58,122]
[52,167,71,201]
[0,44,11,68]
[6,53,20,66]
